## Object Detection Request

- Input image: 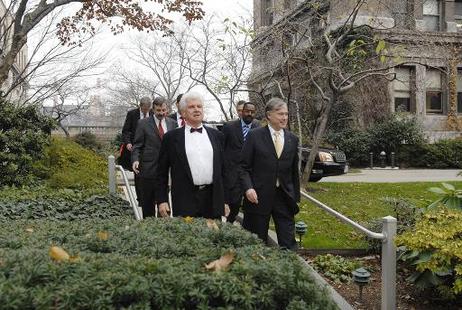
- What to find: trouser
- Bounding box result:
[139,177,156,218]
[189,185,220,219]
[243,187,297,250]
[226,199,242,223]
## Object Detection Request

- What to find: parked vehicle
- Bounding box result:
[300,147,348,182]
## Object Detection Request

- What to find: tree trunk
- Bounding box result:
[301,96,335,185]
[58,122,70,137]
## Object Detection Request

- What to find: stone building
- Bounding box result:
[0,0,28,102]
[249,0,462,141]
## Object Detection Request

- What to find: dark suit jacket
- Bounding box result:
[240,126,300,215]
[222,119,260,204]
[122,108,151,145]
[168,112,178,121]
[131,116,177,179]
[156,126,227,217]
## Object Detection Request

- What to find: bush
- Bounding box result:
[396,207,462,299]
[73,131,102,152]
[0,218,336,309]
[34,137,108,189]
[327,113,424,167]
[0,100,55,186]
[312,254,361,283]
[398,139,462,169]
[0,193,131,221]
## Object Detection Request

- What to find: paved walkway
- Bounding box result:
[320,169,462,183]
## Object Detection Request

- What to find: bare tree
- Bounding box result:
[183,16,254,121]
[0,0,204,91]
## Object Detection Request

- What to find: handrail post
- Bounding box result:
[381,216,397,310]
[108,155,116,194]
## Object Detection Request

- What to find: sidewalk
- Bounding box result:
[320,169,462,183]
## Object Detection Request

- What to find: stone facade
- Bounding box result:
[250,0,462,141]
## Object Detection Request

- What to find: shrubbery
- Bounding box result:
[398,139,462,169]
[73,131,103,152]
[34,137,108,189]
[0,100,55,186]
[0,218,336,309]
[396,207,462,299]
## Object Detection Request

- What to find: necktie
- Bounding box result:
[274,131,283,158]
[158,122,164,139]
[190,127,203,133]
[142,112,147,119]
[242,124,250,141]
[180,117,185,127]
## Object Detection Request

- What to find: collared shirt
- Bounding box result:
[139,109,148,119]
[185,124,214,185]
[176,112,184,127]
[268,124,285,148]
[154,116,168,134]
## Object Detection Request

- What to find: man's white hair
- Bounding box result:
[179,91,204,111]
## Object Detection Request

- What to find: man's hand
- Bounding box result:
[224,204,230,217]
[132,161,140,174]
[126,143,133,151]
[245,189,258,204]
[158,202,170,217]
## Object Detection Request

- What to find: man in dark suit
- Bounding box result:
[222,102,260,223]
[168,93,185,127]
[240,97,300,250]
[121,97,152,204]
[156,91,229,219]
[132,97,177,218]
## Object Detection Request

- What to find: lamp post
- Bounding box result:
[352,267,371,302]
[379,151,386,168]
[295,221,308,248]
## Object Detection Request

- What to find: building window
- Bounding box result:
[455,0,462,32]
[262,0,273,26]
[423,0,440,31]
[393,67,411,112]
[425,69,443,113]
[457,69,462,113]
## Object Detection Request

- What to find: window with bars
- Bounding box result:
[425,69,443,114]
[422,0,441,31]
[393,67,412,112]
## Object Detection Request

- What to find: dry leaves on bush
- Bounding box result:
[49,246,80,263]
[206,219,219,231]
[205,251,235,272]
[183,216,193,224]
[97,231,109,241]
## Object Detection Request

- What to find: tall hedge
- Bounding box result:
[0,100,55,186]
[0,218,336,309]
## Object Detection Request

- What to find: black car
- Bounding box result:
[300,147,348,182]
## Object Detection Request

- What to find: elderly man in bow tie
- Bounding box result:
[156,91,229,219]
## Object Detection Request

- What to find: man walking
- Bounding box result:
[240,98,300,250]
[121,97,152,204]
[156,91,229,219]
[132,97,177,218]
[222,101,260,223]
[168,94,186,127]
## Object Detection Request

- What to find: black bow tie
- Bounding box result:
[190,127,203,133]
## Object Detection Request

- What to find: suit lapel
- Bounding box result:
[166,118,176,131]
[204,126,219,181]
[264,126,278,158]
[234,120,244,144]
[175,127,194,183]
[280,129,291,158]
[148,117,160,138]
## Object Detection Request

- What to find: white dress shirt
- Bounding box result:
[176,112,184,127]
[185,124,214,185]
[268,124,285,150]
[154,117,168,134]
[139,109,148,119]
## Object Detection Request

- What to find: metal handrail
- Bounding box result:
[301,191,385,240]
[301,190,397,310]
[115,165,142,221]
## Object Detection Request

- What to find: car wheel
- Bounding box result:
[309,176,323,182]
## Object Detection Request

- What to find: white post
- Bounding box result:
[381,216,397,310]
[108,155,116,194]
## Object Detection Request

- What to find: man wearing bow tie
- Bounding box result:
[240,98,300,250]
[222,101,260,223]
[132,97,177,218]
[156,91,229,219]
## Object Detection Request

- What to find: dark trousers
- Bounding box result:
[139,177,156,218]
[243,188,296,250]
[226,199,242,223]
[188,185,219,219]
[134,173,142,205]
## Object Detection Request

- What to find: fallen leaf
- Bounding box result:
[49,246,70,262]
[25,228,34,233]
[97,231,109,241]
[69,255,80,263]
[183,216,194,224]
[205,251,235,272]
[206,219,219,231]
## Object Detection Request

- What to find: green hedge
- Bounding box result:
[34,137,108,189]
[398,139,462,169]
[0,218,336,309]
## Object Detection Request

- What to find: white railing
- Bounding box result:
[301,191,397,310]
